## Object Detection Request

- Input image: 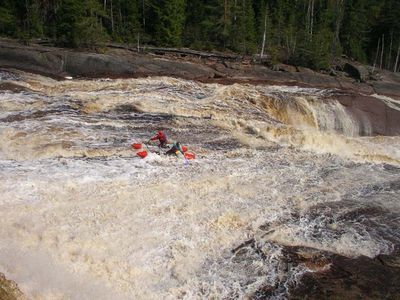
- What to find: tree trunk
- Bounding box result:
[104,0,107,10]
[260,3,268,59]
[310,0,314,40]
[332,0,344,56]
[242,0,246,54]
[380,34,385,69]
[394,42,400,73]
[306,0,310,35]
[223,0,228,48]
[142,0,145,29]
[387,31,393,69]
[224,0,228,32]
[372,37,380,73]
[293,37,297,55]
[234,0,237,22]
[306,0,315,41]
[25,0,30,33]
[110,0,114,33]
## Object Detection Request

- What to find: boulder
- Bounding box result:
[0,41,216,80]
[288,253,400,300]
[1,39,400,102]
[334,93,400,136]
[344,62,370,82]
[372,81,400,99]
[273,63,298,73]
[0,273,26,300]
[296,66,315,75]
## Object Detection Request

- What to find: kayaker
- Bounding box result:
[148,130,168,148]
[166,142,184,156]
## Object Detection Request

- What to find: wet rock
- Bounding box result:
[333,93,400,136]
[296,66,315,75]
[344,62,370,82]
[249,197,400,299]
[247,242,400,300]
[0,273,26,300]
[293,71,341,89]
[0,41,216,80]
[0,82,29,93]
[372,81,400,99]
[288,252,400,300]
[1,39,400,101]
[273,63,298,73]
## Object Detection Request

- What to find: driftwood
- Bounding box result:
[106,43,241,61]
[32,39,265,63]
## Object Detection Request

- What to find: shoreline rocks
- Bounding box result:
[1,38,400,136]
[1,39,399,99]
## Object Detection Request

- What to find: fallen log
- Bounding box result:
[106,43,241,61]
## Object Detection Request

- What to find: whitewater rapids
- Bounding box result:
[0,70,399,299]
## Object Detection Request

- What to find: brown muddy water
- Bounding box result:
[0,70,399,299]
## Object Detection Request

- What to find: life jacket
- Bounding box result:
[151,131,167,143]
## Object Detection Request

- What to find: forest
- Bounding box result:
[0,0,399,71]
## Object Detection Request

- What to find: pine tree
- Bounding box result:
[0,0,16,36]
[0,0,399,70]
[112,0,141,43]
[151,0,186,47]
[55,0,108,48]
[231,0,256,54]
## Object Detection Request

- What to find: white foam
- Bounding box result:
[0,73,399,299]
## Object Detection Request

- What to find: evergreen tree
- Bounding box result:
[231,0,256,54]
[151,0,186,47]
[0,0,400,70]
[341,0,376,62]
[112,0,141,43]
[55,0,108,48]
[0,0,16,36]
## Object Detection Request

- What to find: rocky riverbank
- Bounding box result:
[1,38,399,98]
[1,39,399,136]
[253,245,400,299]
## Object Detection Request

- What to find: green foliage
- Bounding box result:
[74,16,108,49]
[0,4,15,35]
[340,0,369,62]
[151,0,186,47]
[55,0,108,48]
[27,1,43,37]
[116,0,141,43]
[232,0,257,54]
[292,29,335,70]
[0,0,399,70]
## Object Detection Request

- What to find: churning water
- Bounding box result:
[0,70,399,299]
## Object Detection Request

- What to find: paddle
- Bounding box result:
[143,140,153,153]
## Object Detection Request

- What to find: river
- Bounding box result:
[0,70,399,299]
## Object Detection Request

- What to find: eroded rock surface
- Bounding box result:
[0,273,25,300]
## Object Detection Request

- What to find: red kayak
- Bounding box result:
[136,150,148,158]
[132,143,142,149]
[184,152,195,160]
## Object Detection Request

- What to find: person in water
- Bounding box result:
[148,130,168,148]
[166,142,184,156]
